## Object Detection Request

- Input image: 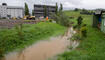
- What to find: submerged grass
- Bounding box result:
[0,22,67,55]
[58,11,105,60]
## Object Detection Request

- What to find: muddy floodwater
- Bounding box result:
[4,28,77,60]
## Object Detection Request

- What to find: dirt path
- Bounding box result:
[4,27,78,60]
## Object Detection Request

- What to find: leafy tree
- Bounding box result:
[59,3,63,13]
[51,3,71,27]
[52,13,70,27]
[25,3,29,15]
[55,3,58,15]
[44,6,47,18]
[82,8,87,12]
[74,8,79,11]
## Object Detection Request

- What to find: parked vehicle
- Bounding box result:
[23,15,35,20]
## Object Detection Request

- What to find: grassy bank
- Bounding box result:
[0,22,67,55]
[58,11,105,60]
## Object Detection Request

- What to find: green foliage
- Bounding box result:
[48,19,53,22]
[77,16,83,26]
[59,3,63,13]
[71,33,81,41]
[74,8,79,11]
[44,6,47,18]
[25,3,29,15]
[0,22,66,55]
[32,10,34,16]
[55,3,58,15]
[80,24,87,37]
[58,11,105,60]
[82,8,87,12]
[0,48,4,58]
[52,13,70,27]
[15,24,24,40]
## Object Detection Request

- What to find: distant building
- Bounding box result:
[0,3,24,19]
[34,4,56,18]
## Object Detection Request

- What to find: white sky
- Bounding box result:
[0,0,105,10]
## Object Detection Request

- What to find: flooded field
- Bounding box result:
[3,28,78,60]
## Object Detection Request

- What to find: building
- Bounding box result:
[34,4,56,18]
[0,3,24,19]
[93,10,105,33]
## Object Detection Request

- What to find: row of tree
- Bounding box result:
[55,3,63,15]
[52,3,71,27]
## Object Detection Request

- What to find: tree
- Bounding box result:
[51,13,70,27]
[32,10,34,16]
[74,8,79,11]
[82,8,87,12]
[59,3,63,12]
[51,3,71,27]
[25,3,29,15]
[55,3,58,15]
[44,6,47,18]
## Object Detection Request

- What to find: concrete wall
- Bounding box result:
[7,8,24,18]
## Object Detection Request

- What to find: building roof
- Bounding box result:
[34,4,56,7]
[7,6,24,9]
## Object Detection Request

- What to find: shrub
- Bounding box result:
[49,19,53,22]
[0,48,4,58]
[80,24,87,37]
[74,8,79,11]
[73,25,78,29]
[71,33,81,41]
[77,16,83,26]
[51,13,71,27]
[15,23,24,40]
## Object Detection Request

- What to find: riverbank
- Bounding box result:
[4,27,75,60]
[0,22,67,57]
[57,11,105,60]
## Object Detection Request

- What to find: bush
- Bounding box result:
[51,13,71,27]
[77,16,83,26]
[80,24,87,37]
[0,48,4,58]
[15,24,24,40]
[49,19,53,22]
[71,33,81,41]
[74,8,79,11]
[73,25,78,29]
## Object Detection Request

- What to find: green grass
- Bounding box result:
[58,10,105,60]
[0,22,67,55]
[64,10,92,26]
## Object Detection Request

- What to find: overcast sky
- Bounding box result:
[0,0,105,10]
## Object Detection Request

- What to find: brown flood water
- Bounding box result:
[4,27,76,60]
